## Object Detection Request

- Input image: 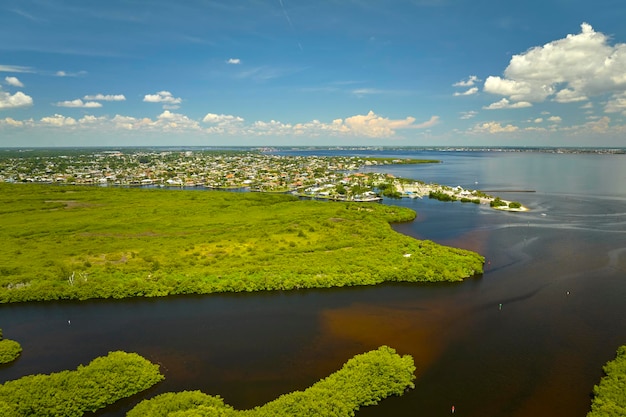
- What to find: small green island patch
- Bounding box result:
[127,345,415,417]
[0,329,22,364]
[0,351,164,416]
[0,184,484,303]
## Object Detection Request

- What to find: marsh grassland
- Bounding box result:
[0,183,483,303]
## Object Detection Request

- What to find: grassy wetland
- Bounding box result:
[0,183,484,303]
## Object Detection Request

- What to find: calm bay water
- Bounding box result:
[2,150,626,417]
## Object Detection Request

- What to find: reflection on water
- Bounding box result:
[1,151,626,417]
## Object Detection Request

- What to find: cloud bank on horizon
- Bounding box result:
[1,1,626,147]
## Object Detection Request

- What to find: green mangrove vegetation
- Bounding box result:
[490,197,523,209]
[587,345,626,417]
[489,197,508,208]
[0,329,22,364]
[127,346,415,417]
[0,346,413,417]
[428,190,457,202]
[363,157,440,165]
[0,351,164,416]
[0,183,484,303]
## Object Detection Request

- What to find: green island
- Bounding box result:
[0,351,164,416]
[0,329,22,364]
[587,345,626,417]
[0,346,414,417]
[127,345,415,417]
[0,183,484,303]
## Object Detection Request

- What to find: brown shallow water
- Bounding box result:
[2,151,626,416]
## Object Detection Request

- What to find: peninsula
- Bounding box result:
[0,183,484,303]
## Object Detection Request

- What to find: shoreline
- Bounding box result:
[396,182,529,211]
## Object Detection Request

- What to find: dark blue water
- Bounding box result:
[2,150,625,417]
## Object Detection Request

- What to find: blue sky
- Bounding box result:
[2,0,626,147]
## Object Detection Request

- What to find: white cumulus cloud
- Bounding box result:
[203,113,245,124]
[0,90,33,109]
[483,98,532,110]
[0,117,25,127]
[453,75,480,87]
[40,114,77,127]
[227,58,241,64]
[454,87,478,97]
[111,114,139,130]
[102,112,201,131]
[55,99,102,108]
[156,110,201,130]
[553,89,587,103]
[143,91,182,104]
[5,76,24,87]
[330,111,438,137]
[202,110,437,138]
[83,94,126,101]
[604,92,626,115]
[78,115,108,125]
[472,121,519,134]
[4,108,438,140]
[484,23,626,106]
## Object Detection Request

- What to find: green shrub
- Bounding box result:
[127,391,233,417]
[429,190,456,202]
[587,345,626,417]
[490,197,507,207]
[0,329,21,364]
[508,201,522,209]
[0,351,163,416]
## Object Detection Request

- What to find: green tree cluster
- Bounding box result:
[0,329,22,364]
[128,346,415,417]
[0,184,484,303]
[0,351,164,416]
[428,190,456,202]
[459,197,480,204]
[376,182,402,199]
[587,345,626,417]
[489,197,507,207]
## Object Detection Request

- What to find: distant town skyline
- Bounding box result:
[2,0,626,147]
